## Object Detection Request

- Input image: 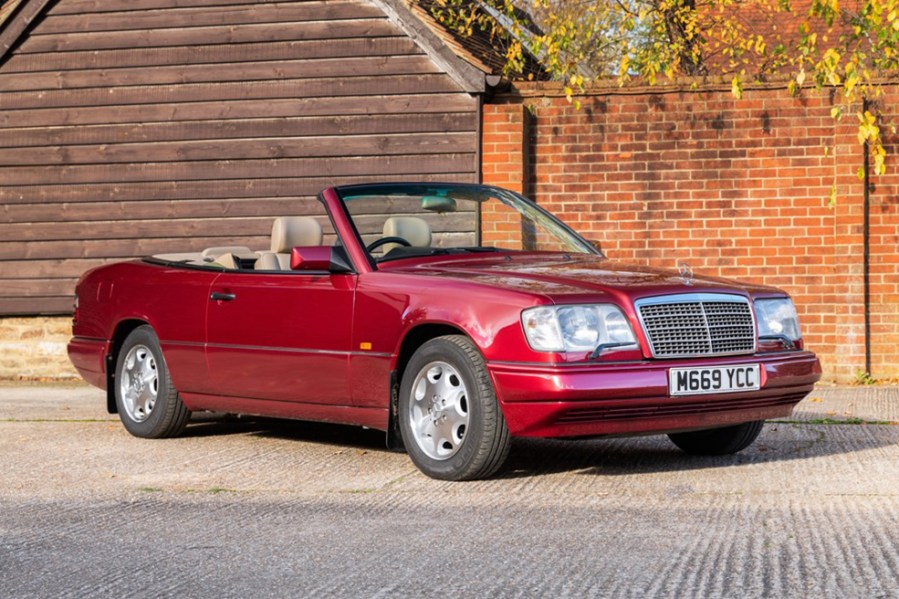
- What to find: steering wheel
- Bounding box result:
[366,236,412,253]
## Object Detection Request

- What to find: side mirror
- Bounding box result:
[290,246,353,273]
[589,239,603,253]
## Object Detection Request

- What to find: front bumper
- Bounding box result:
[488,351,821,438]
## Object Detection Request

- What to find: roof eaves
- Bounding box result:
[406,1,493,74]
[0,0,24,26]
[413,0,551,82]
[369,0,487,93]
[0,0,52,63]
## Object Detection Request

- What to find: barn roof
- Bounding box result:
[700,0,857,76]
[411,0,548,81]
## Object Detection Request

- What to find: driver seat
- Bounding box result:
[382,216,431,254]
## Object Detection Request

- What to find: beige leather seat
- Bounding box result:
[254,252,281,271]
[381,216,431,254]
[212,252,240,270]
[201,246,255,261]
[256,216,323,270]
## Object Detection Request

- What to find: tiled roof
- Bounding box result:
[414,0,549,80]
[701,0,857,75]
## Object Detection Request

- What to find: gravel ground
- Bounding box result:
[0,384,897,598]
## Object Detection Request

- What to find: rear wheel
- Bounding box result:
[667,420,765,455]
[399,335,511,480]
[115,325,190,438]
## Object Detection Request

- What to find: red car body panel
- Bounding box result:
[67,337,109,389]
[69,185,821,440]
[489,351,820,436]
[205,271,355,404]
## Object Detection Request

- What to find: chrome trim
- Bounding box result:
[163,340,392,358]
[634,293,757,359]
[677,262,694,286]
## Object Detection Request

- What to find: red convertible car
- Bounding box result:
[69,183,821,480]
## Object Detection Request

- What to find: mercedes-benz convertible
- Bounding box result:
[69,183,821,480]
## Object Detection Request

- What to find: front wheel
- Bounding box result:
[667,420,765,455]
[115,325,190,439]
[398,335,511,480]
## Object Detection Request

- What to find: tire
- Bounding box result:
[398,335,511,481]
[667,420,765,456]
[114,325,190,439]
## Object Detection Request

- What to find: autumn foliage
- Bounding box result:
[430,0,899,172]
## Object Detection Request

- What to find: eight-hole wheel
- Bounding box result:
[398,335,511,480]
[114,325,190,438]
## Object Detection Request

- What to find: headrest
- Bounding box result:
[271,217,322,253]
[382,216,431,252]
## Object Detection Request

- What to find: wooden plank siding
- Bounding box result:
[0,0,482,315]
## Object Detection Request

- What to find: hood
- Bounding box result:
[390,254,783,304]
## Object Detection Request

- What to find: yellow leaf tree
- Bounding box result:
[431,0,898,173]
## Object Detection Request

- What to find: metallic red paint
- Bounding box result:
[68,185,822,443]
[205,271,355,403]
[289,246,333,271]
[66,337,109,389]
[488,351,821,436]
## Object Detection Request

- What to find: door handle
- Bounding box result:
[210,291,236,302]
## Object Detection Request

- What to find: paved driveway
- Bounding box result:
[1,384,897,598]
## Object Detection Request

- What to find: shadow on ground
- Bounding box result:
[177,411,896,480]
[182,414,388,449]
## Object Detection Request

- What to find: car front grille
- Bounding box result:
[636,294,756,358]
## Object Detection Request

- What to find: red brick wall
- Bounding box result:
[481,105,527,247]
[482,84,899,382]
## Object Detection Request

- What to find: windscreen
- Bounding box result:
[337,184,597,261]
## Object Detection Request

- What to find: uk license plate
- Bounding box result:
[668,364,761,396]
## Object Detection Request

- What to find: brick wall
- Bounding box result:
[0,317,78,380]
[481,105,528,247]
[483,83,899,382]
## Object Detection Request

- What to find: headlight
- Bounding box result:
[521,305,637,352]
[754,298,801,341]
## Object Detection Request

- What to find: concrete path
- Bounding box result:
[0,384,897,598]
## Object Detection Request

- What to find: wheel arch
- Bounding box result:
[395,323,473,384]
[105,318,150,414]
[387,322,471,450]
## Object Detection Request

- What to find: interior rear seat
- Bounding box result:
[211,253,241,270]
[201,246,256,261]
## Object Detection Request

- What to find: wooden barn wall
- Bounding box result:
[0,0,480,315]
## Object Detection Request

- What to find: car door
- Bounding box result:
[205,270,356,405]
[148,266,223,395]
